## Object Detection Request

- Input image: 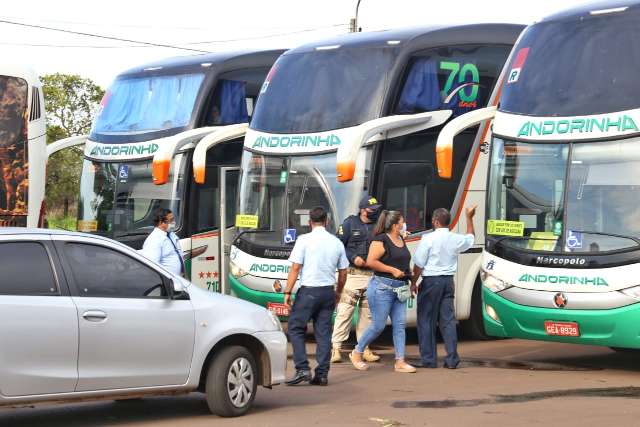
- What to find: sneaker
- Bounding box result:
[363,348,380,363]
[394,360,417,373]
[331,347,343,363]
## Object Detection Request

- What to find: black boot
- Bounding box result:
[285,370,312,386]
[310,376,328,386]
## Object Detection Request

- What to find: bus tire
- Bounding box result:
[461,279,492,340]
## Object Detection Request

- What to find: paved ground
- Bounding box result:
[3,335,640,427]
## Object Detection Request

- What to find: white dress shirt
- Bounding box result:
[413,228,474,276]
[288,226,349,287]
[141,227,184,276]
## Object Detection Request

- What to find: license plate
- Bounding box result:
[267,302,290,317]
[544,321,580,337]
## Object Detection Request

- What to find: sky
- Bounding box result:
[2,0,592,88]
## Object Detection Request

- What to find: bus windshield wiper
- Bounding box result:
[231,228,275,247]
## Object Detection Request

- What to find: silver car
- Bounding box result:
[0,229,287,417]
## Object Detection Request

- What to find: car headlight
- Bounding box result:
[266,309,283,331]
[482,270,512,293]
[230,260,247,278]
[620,285,640,301]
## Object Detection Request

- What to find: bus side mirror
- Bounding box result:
[436,106,497,179]
[337,111,452,182]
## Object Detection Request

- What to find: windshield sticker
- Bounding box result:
[507,47,529,84]
[78,220,98,232]
[118,165,129,183]
[88,142,159,158]
[279,170,288,184]
[517,115,639,138]
[566,230,583,249]
[251,134,341,150]
[236,214,259,229]
[284,228,297,244]
[487,220,525,237]
[528,232,558,251]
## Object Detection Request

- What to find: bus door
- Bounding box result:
[218,166,240,294]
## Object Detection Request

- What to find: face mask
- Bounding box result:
[367,209,380,222]
[401,223,407,235]
[167,222,176,232]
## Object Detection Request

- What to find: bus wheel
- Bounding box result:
[461,279,492,340]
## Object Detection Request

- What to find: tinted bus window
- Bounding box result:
[500,9,640,116]
[395,44,511,118]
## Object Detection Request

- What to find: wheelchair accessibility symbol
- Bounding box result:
[284,228,297,244]
[118,165,129,182]
[566,231,582,249]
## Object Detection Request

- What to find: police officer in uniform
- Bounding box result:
[331,195,382,363]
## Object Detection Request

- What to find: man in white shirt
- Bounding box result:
[141,208,185,277]
[283,206,349,386]
[411,206,476,369]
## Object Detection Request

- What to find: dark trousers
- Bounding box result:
[287,286,336,378]
[416,276,459,367]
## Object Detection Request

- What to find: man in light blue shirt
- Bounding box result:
[411,206,476,369]
[283,206,349,386]
[141,208,185,277]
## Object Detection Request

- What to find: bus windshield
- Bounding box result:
[251,48,396,133]
[500,8,640,116]
[77,154,186,237]
[487,137,640,253]
[92,73,205,136]
[237,149,371,247]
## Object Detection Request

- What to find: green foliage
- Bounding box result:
[42,74,104,218]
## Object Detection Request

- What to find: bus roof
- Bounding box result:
[284,24,524,56]
[0,65,41,88]
[541,0,640,23]
[117,49,287,79]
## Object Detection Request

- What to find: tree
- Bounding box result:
[42,74,104,218]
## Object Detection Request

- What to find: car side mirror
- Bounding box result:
[164,277,190,300]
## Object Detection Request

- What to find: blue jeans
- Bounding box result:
[287,286,336,378]
[417,276,459,367]
[355,276,407,359]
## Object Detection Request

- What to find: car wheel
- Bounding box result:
[205,345,257,417]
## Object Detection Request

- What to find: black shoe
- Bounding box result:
[310,376,328,386]
[285,370,312,386]
[443,362,459,369]
[415,361,437,369]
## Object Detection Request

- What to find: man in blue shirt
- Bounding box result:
[411,206,476,369]
[141,208,185,277]
[284,206,349,386]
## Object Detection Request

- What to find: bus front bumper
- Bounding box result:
[483,287,640,349]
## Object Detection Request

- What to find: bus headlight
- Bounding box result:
[482,270,512,293]
[620,285,640,301]
[485,304,501,324]
[230,260,247,278]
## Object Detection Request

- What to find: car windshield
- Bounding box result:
[237,149,371,247]
[251,48,396,133]
[487,137,640,253]
[92,73,205,136]
[500,8,640,116]
[77,154,186,237]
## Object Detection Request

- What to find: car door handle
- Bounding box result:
[82,310,108,322]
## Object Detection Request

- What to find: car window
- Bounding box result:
[64,242,166,298]
[0,242,58,296]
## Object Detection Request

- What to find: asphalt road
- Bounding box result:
[2,336,640,427]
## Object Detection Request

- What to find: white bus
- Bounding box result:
[51,50,284,291]
[228,24,523,336]
[437,2,640,348]
[0,66,46,227]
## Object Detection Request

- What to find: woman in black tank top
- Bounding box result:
[350,210,416,374]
